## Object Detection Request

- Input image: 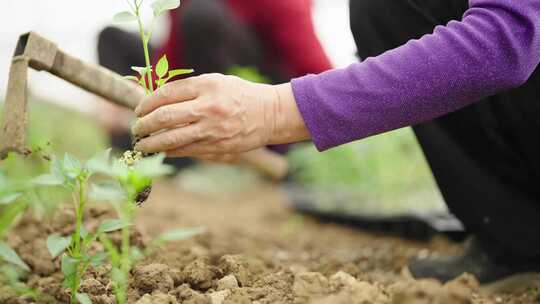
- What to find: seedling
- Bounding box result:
[114,0,193,94]
[113,0,193,207]
[0,173,31,272]
[34,153,126,304]
[89,150,203,304]
[0,151,68,304]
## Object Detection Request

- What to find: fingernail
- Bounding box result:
[131,121,139,134]
[134,106,142,117]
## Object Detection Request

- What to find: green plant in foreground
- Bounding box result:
[0,150,68,304]
[90,150,204,304]
[114,0,193,94]
[114,0,193,207]
[33,153,127,304]
[0,173,30,272]
[1,262,58,304]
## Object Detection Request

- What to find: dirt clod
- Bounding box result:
[293,272,331,300]
[181,257,218,290]
[136,292,178,304]
[390,278,473,304]
[133,263,175,294]
[172,284,210,304]
[217,275,239,291]
[18,239,55,276]
[218,255,264,287]
[80,277,107,295]
[208,290,231,304]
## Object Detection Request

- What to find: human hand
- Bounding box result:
[132,74,309,158]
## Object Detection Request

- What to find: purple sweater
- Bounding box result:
[291,0,540,151]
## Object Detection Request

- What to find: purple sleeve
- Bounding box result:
[291,0,540,151]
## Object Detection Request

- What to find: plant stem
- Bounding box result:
[70,179,86,304]
[135,7,154,93]
[116,200,134,304]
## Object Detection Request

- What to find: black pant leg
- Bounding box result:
[349,0,540,257]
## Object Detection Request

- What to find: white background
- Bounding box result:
[0,0,357,110]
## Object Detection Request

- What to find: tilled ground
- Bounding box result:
[2,180,539,304]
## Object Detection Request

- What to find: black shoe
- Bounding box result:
[406,237,540,291]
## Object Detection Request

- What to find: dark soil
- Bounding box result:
[2,181,540,304]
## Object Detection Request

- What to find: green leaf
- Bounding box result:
[32,174,64,186]
[98,234,119,264]
[131,66,152,77]
[113,11,137,23]
[151,0,181,17]
[0,263,24,283]
[63,153,80,169]
[110,267,127,285]
[156,227,205,243]
[124,75,139,82]
[82,228,96,247]
[0,201,27,238]
[160,69,194,86]
[97,219,129,233]
[156,55,169,79]
[130,247,144,262]
[86,149,112,175]
[139,76,148,90]
[0,173,7,187]
[63,153,81,173]
[90,182,126,202]
[168,69,194,79]
[76,293,92,304]
[0,193,22,205]
[50,157,66,181]
[46,234,71,258]
[132,153,175,178]
[61,255,78,277]
[156,78,166,88]
[80,225,89,238]
[89,252,107,267]
[0,242,30,271]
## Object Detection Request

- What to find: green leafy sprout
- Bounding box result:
[89,150,204,304]
[0,172,31,272]
[114,0,193,94]
[115,0,193,206]
[33,153,126,303]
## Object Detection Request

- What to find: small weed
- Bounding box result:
[90,150,204,304]
[34,153,126,303]
[0,172,31,272]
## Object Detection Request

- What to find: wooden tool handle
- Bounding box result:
[43,44,288,180]
[239,148,289,180]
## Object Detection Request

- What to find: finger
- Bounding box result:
[134,124,203,153]
[132,100,200,137]
[135,78,198,117]
[166,140,233,157]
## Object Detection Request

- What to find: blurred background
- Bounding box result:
[0,0,356,108]
[0,0,447,221]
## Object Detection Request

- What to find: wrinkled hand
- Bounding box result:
[132,74,309,158]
